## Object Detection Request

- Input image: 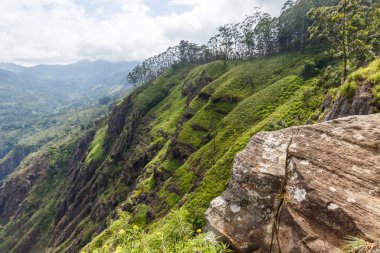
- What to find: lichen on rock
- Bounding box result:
[205,114,380,252]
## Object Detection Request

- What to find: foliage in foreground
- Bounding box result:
[82,210,231,253]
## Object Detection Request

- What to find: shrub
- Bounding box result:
[319,65,343,88]
[302,60,319,79]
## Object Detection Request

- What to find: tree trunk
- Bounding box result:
[343,0,348,80]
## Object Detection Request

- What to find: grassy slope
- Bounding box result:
[4,52,373,253]
[0,139,80,253]
[81,51,328,252]
[340,58,380,99]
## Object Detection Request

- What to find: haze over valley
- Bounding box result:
[0,1,378,253]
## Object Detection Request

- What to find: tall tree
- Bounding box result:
[239,8,262,59]
[308,0,379,80]
[254,13,279,56]
[217,25,234,60]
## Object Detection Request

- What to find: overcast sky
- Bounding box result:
[0,0,286,66]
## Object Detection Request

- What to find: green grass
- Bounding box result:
[373,84,380,104]
[340,81,358,97]
[77,51,328,253]
[342,236,379,253]
[85,126,107,164]
[341,58,380,99]
[0,51,333,253]
[0,140,79,253]
[81,210,231,253]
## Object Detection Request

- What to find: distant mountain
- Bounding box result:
[0,60,138,167]
[24,60,136,86]
[0,60,138,104]
[0,63,26,73]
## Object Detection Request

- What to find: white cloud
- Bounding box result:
[168,0,203,6]
[0,0,285,66]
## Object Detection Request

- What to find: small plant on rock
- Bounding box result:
[343,236,379,253]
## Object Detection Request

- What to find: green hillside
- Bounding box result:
[0,0,378,252]
[0,52,378,252]
[0,50,332,252]
[78,52,328,252]
[0,61,135,181]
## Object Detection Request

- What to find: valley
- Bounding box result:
[0,0,379,252]
[0,60,136,181]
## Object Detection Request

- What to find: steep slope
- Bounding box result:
[0,60,136,184]
[324,59,380,120]
[0,132,92,253]
[1,54,378,253]
[206,114,380,252]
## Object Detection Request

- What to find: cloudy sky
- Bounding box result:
[0,0,286,66]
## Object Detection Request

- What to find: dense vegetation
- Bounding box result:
[128,0,378,87]
[80,52,325,253]
[0,0,378,253]
[80,55,379,253]
[0,61,135,181]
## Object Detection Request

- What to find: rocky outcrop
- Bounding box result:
[182,71,214,105]
[0,153,49,224]
[0,146,31,182]
[205,114,380,252]
[324,82,379,120]
[50,133,96,249]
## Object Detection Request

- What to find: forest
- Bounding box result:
[128,0,379,86]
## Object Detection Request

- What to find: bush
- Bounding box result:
[315,55,334,69]
[318,65,343,88]
[302,60,319,79]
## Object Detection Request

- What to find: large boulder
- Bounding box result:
[205,114,380,252]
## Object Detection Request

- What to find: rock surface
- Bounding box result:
[324,82,378,121]
[205,114,380,253]
[0,153,48,225]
